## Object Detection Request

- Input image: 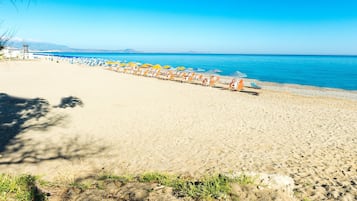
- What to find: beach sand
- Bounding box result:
[0,60,356,200]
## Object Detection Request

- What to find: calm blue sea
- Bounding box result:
[44,52,357,90]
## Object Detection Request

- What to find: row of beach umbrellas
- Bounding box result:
[107,61,248,78]
[52,56,248,78]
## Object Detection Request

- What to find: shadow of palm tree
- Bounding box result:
[0,93,105,165]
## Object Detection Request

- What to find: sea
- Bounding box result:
[43,52,357,90]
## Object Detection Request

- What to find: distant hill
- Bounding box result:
[7,39,140,53]
[8,40,71,51]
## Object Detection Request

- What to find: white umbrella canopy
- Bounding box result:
[196,68,206,72]
[207,69,221,77]
[186,68,194,72]
[207,69,222,74]
[209,69,222,73]
[232,71,247,78]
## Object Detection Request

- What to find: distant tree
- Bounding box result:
[0,33,9,51]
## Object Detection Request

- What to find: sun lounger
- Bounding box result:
[229,79,244,91]
[237,79,244,91]
[209,76,219,87]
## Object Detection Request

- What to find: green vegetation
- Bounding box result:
[71,172,256,200]
[137,172,255,200]
[69,181,92,191]
[0,174,46,201]
[302,198,312,201]
[98,173,134,184]
[0,172,256,200]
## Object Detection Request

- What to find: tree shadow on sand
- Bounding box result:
[0,93,106,165]
[0,93,52,153]
[0,136,107,165]
[54,96,84,109]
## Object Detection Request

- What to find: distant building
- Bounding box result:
[1,47,21,58]
[0,45,35,59]
[23,44,29,59]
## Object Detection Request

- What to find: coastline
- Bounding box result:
[0,59,356,200]
[35,52,357,91]
[40,54,357,101]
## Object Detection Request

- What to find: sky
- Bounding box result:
[1,0,357,54]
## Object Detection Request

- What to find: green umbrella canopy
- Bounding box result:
[176,66,186,71]
[140,63,153,68]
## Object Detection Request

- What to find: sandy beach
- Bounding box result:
[0,60,356,200]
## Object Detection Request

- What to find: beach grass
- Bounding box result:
[0,172,256,200]
[0,174,46,201]
[100,172,256,200]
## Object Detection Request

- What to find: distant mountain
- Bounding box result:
[8,40,71,51]
[7,39,140,53]
[65,48,140,53]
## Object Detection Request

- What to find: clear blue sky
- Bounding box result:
[1,0,357,54]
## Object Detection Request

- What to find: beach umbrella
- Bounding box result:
[232,71,247,78]
[140,63,152,68]
[152,64,162,70]
[186,68,194,72]
[106,61,115,65]
[207,69,221,76]
[128,62,138,68]
[177,66,186,71]
[196,68,205,72]
[112,61,120,66]
[210,69,222,74]
[163,65,171,69]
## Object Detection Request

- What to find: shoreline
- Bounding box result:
[34,53,357,92]
[32,56,357,101]
[4,57,357,101]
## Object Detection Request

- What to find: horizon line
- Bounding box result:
[36,51,357,57]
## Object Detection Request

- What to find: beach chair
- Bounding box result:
[166,71,174,80]
[229,79,237,90]
[188,74,195,82]
[202,78,209,86]
[237,79,244,91]
[229,79,244,91]
[209,76,220,87]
